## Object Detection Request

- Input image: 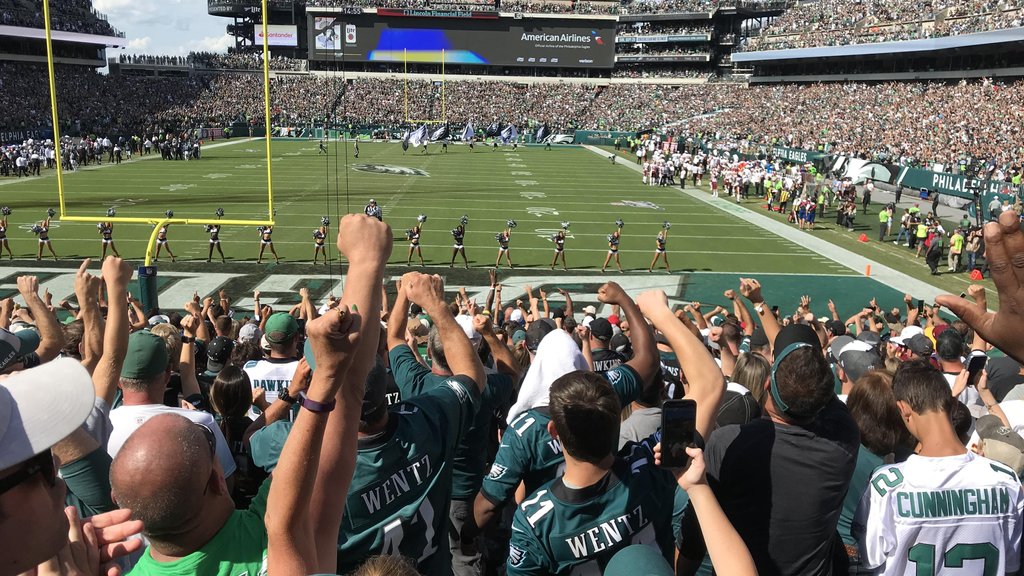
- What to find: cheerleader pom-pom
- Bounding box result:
[215,207,225,218]
[321,216,330,227]
[615,218,624,229]
[405,229,414,239]
[47,208,56,218]
[663,221,671,230]
[0,207,10,216]
[460,215,469,226]
[507,219,517,229]
[165,210,174,218]
[417,214,428,223]
[495,232,503,241]
[560,221,570,230]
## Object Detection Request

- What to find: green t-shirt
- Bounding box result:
[507,434,678,575]
[950,233,964,253]
[128,478,271,576]
[338,375,480,576]
[388,344,515,499]
[481,364,644,507]
[878,211,889,223]
[837,445,883,547]
[916,223,928,238]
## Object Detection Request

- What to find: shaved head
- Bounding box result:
[111,414,220,545]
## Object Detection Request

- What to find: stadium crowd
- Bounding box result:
[742,0,1023,51]
[2,62,1023,171]
[7,211,1024,576]
[0,0,121,37]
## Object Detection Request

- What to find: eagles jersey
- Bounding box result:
[388,344,515,499]
[507,434,677,575]
[337,375,479,576]
[481,364,643,507]
[855,451,1023,576]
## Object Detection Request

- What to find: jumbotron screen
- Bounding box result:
[308,12,615,68]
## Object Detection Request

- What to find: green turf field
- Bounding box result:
[0,139,852,274]
[0,138,962,320]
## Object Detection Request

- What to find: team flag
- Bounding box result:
[461,122,474,141]
[429,124,450,142]
[500,124,519,144]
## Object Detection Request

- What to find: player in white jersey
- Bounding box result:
[855,360,1023,576]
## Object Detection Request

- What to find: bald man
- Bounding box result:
[110,413,270,574]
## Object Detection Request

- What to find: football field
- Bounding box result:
[0,139,934,317]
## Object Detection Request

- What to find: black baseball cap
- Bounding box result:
[525,318,556,352]
[590,318,613,342]
[749,326,769,349]
[773,323,821,353]
[825,320,846,337]
[206,336,235,373]
[906,334,935,357]
[839,349,881,383]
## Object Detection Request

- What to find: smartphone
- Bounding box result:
[660,399,697,468]
[917,299,925,314]
[966,355,988,386]
[960,292,968,299]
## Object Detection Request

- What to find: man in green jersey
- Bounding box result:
[506,290,724,575]
[387,278,519,576]
[334,271,486,576]
[471,282,661,537]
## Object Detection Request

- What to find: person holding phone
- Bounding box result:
[504,289,722,576]
[935,329,986,416]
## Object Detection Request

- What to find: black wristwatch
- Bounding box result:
[279,387,297,405]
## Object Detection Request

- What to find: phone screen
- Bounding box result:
[660,399,696,468]
[917,299,925,314]
[966,355,987,385]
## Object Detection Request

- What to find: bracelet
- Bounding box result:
[181,335,195,344]
[300,393,336,413]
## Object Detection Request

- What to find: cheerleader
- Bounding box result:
[449,216,468,269]
[364,198,382,221]
[549,223,569,270]
[0,208,12,260]
[601,221,623,273]
[495,219,515,268]
[98,220,120,259]
[649,225,670,273]
[153,220,176,262]
[313,217,329,265]
[257,225,280,264]
[406,219,425,266]
[35,209,57,261]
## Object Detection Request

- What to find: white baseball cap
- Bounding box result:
[890,325,925,347]
[0,358,95,470]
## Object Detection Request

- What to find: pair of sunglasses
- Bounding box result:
[0,449,56,496]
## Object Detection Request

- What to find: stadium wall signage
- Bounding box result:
[616,34,711,43]
[1,128,54,145]
[376,8,499,19]
[769,146,827,163]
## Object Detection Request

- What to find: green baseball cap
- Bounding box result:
[265,313,299,344]
[604,545,673,576]
[120,330,169,379]
[0,327,40,372]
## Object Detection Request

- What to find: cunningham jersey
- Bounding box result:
[337,375,479,576]
[507,434,677,575]
[855,451,1024,576]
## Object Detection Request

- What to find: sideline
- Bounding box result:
[583,145,959,306]
[0,137,259,187]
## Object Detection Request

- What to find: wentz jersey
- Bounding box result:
[855,451,1023,576]
[480,364,643,507]
[507,434,677,575]
[337,375,479,576]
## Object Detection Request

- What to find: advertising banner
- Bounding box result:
[309,13,615,68]
[256,24,298,47]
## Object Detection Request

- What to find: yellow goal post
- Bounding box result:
[40,0,277,266]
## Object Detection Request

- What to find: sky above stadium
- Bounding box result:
[94,0,233,55]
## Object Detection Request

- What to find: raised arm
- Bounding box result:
[387,281,411,351]
[178,314,204,405]
[601,282,659,385]
[725,289,754,336]
[18,275,65,362]
[476,314,519,379]
[637,290,723,441]
[309,214,392,572]
[406,273,486,390]
[558,288,574,319]
[75,259,103,374]
[266,307,360,576]
[93,257,132,406]
[740,278,781,352]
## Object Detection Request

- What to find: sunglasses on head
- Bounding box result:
[0,448,56,496]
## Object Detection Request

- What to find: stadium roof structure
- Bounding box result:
[0,25,126,48]
[733,25,1024,62]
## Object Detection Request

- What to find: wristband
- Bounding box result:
[181,335,195,344]
[299,393,336,413]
